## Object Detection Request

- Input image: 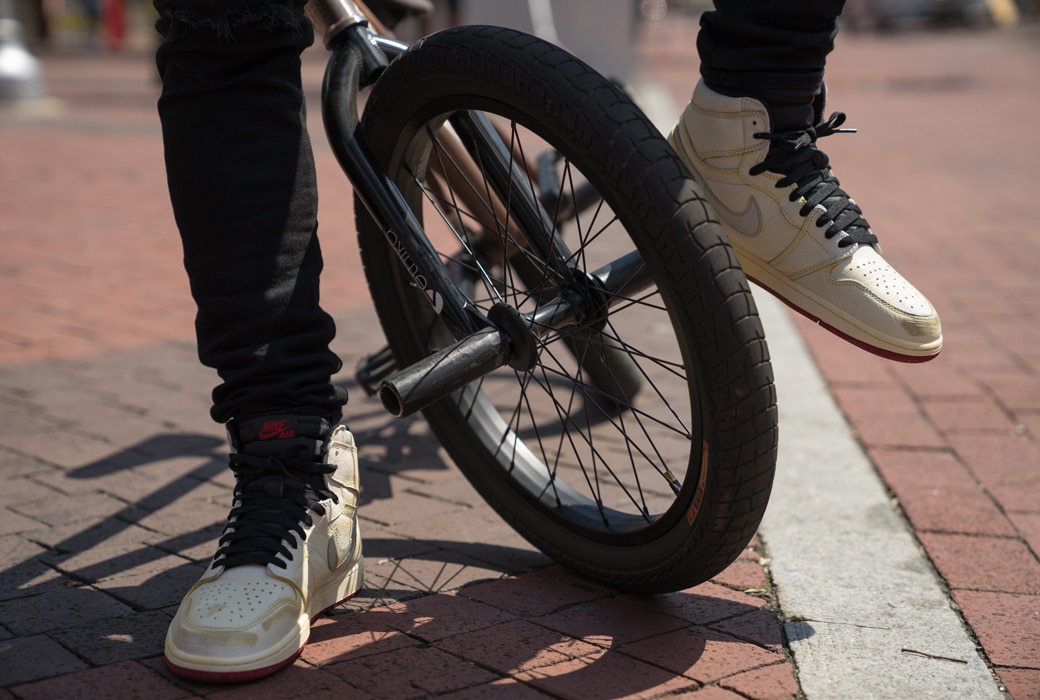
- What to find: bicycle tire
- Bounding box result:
[353,25,777,593]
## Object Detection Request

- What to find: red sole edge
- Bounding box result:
[745,274,941,364]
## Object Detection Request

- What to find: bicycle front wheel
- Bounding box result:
[354,25,777,593]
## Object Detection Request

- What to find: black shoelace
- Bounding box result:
[214,447,338,570]
[750,112,879,248]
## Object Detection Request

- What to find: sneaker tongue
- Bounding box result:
[237,415,330,441]
[233,415,331,458]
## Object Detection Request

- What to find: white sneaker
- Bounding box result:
[669,79,942,362]
[164,416,363,683]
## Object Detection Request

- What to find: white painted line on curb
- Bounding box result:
[754,292,1004,700]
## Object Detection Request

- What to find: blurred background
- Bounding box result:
[3,0,1035,61]
[4,0,1032,133]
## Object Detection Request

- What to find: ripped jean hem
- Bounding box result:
[154,0,310,40]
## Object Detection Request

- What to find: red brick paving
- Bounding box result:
[2,11,1039,700]
[870,448,1017,537]
[1002,669,1040,700]
[952,590,1040,669]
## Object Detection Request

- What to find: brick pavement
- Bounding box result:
[1,11,1038,700]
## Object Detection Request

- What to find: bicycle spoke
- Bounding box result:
[392,105,699,530]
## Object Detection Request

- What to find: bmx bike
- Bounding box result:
[306,0,778,594]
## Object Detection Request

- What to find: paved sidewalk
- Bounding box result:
[0,13,1038,700]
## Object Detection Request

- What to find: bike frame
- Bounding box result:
[305,0,655,416]
[308,1,479,331]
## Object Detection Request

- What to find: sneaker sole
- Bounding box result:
[164,557,364,684]
[734,250,942,363]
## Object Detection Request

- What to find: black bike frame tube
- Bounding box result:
[321,29,484,340]
[370,33,410,58]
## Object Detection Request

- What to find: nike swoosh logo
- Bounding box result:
[701,188,763,237]
[327,536,342,572]
[326,516,353,572]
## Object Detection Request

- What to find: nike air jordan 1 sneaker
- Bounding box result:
[164,416,364,682]
[669,79,942,362]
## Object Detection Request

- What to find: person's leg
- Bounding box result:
[156,0,347,425]
[154,1,362,682]
[697,0,843,104]
[669,1,942,362]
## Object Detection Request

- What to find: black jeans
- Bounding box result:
[699,0,846,103]
[153,0,842,425]
[155,1,347,424]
